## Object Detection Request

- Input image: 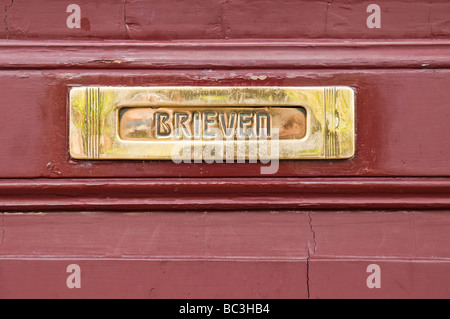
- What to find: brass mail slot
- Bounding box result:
[119,106,307,141]
[69,86,355,160]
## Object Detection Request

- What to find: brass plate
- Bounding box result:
[69,86,355,160]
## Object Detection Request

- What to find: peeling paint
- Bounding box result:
[92,59,123,64]
[46,162,62,177]
[250,75,268,81]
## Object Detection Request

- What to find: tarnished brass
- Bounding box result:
[69,86,355,160]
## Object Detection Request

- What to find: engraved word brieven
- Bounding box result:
[119,106,306,141]
[154,110,271,139]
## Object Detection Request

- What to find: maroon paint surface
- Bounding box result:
[2,0,450,40]
[0,66,450,178]
[0,0,449,299]
[0,211,449,298]
[0,178,449,211]
[0,260,307,299]
[2,40,450,69]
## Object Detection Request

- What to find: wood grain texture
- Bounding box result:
[2,0,450,40]
[0,211,448,298]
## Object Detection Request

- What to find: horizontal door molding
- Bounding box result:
[1,40,450,69]
[1,178,450,211]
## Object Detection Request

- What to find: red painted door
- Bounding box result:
[0,0,449,299]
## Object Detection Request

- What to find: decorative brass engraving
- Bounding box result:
[118,106,307,141]
[69,86,355,160]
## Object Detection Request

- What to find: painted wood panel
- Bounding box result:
[0,211,448,298]
[0,67,450,177]
[1,0,450,40]
[0,0,449,300]
[0,178,449,211]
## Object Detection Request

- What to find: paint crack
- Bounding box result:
[428,0,433,38]
[412,213,418,257]
[308,212,317,255]
[324,0,333,36]
[306,212,317,299]
[1,213,5,249]
[306,245,311,299]
[123,0,130,39]
[203,212,207,255]
[219,0,230,39]
[4,0,13,39]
